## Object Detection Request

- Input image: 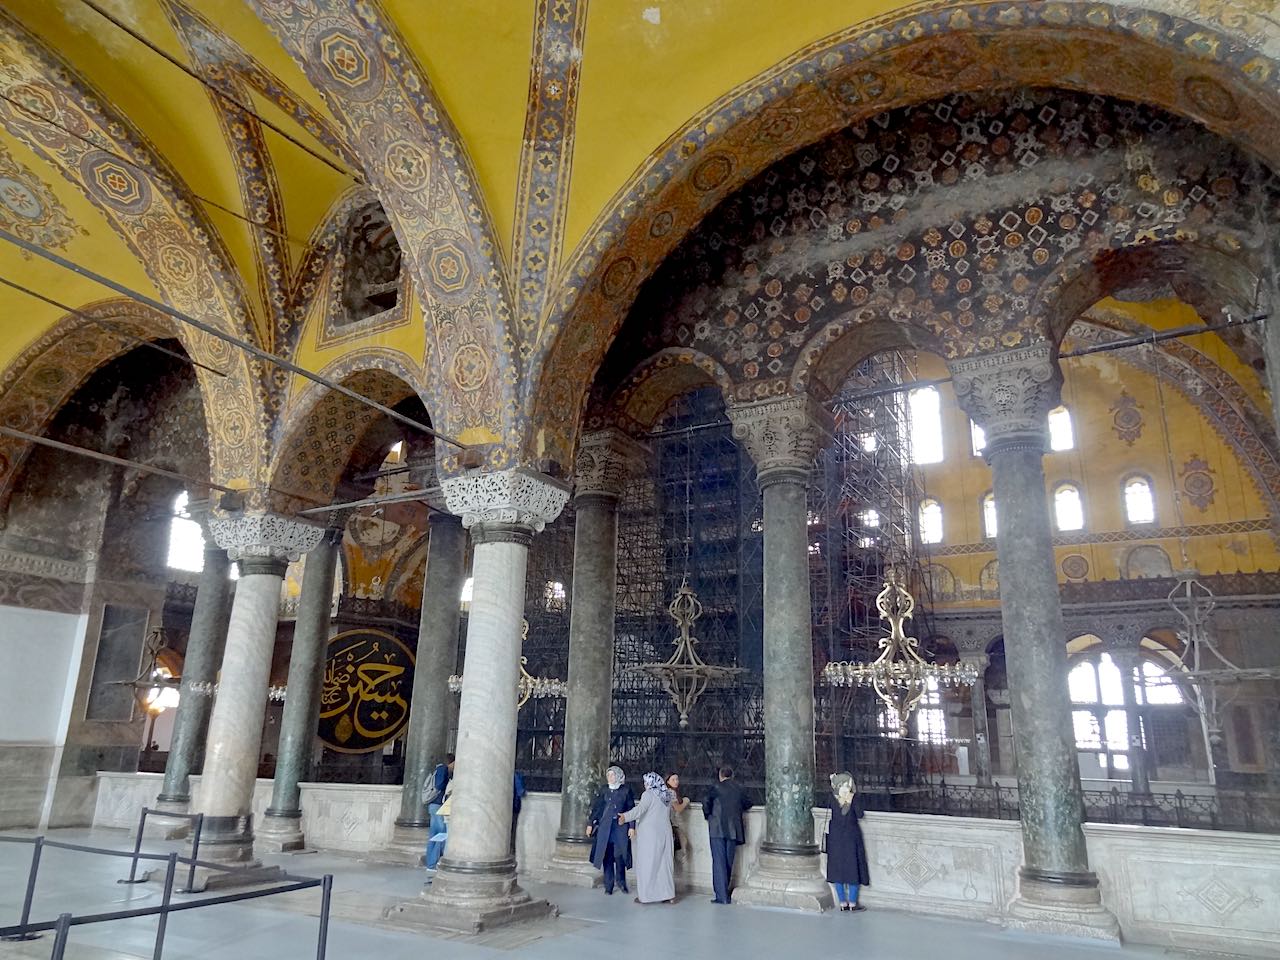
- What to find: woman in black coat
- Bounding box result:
[825,771,871,912]
[587,765,635,895]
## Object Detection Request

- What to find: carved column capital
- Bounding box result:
[727,393,833,485]
[574,428,649,501]
[208,512,324,564]
[439,467,570,532]
[948,344,1062,456]
[958,651,991,670]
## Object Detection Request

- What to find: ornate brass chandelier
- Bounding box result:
[449,619,566,709]
[821,573,976,726]
[623,578,745,728]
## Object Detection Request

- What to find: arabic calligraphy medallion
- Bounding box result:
[318,629,415,753]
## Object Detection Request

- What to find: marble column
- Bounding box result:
[257,528,341,853]
[548,430,647,885]
[378,497,467,863]
[196,513,322,863]
[728,395,834,912]
[961,651,994,788]
[157,519,233,810]
[393,468,568,934]
[951,346,1118,939]
[1109,647,1153,796]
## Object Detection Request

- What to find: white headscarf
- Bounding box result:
[607,765,625,790]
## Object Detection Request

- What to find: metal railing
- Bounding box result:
[0,832,333,960]
[858,780,1279,833]
[120,808,205,892]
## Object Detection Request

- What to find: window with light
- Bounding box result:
[1048,406,1074,451]
[1124,477,1156,525]
[1068,651,1186,778]
[1054,484,1084,531]
[908,386,944,464]
[919,499,943,544]
[970,420,986,456]
[167,491,206,573]
[982,492,997,538]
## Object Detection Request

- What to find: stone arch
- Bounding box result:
[528,0,1280,468]
[0,299,185,518]
[589,348,735,436]
[792,311,945,400]
[247,1,517,472]
[0,13,268,494]
[978,558,1000,598]
[268,351,432,515]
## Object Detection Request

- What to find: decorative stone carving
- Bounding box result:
[727,393,833,481]
[574,428,649,500]
[440,467,569,532]
[208,513,324,562]
[0,547,89,583]
[949,345,1062,448]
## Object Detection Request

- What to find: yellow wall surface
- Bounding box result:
[915,307,1278,610]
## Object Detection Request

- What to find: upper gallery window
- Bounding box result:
[1054,484,1085,532]
[1124,477,1156,525]
[919,499,943,544]
[340,201,403,323]
[1048,406,1075,452]
[908,387,943,464]
[167,491,205,573]
[970,420,986,456]
[982,492,998,538]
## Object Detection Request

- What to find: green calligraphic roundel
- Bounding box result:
[317,629,415,753]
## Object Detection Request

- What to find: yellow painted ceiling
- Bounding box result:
[0,0,1271,448]
[0,124,158,373]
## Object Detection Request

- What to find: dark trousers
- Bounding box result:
[602,841,628,893]
[709,837,737,903]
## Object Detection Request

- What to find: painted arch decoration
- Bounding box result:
[528,0,1280,470]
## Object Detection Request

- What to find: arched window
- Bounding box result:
[919,499,943,544]
[1054,483,1084,531]
[970,420,986,456]
[1068,650,1186,780]
[1124,476,1156,525]
[167,491,206,573]
[908,386,944,464]
[981,492,997,538]
[1048,405,1074,451]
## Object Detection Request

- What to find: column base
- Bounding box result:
[391,857,556,934]
[198,814,258,864]
[369,822,431,866]
[1005,871,1120,942]
[536,837,601,888]
[254,811,307,854]
[146,796,192,840]
[734,850,833,912]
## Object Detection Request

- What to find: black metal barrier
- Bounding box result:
[0,833,333,960]
[120,807,205,893]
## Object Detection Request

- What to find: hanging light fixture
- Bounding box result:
[449,619,566,709]
[623,577,745,728]
[821,572,976,726]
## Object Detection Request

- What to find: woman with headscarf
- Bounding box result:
[824,771,870,912]
[619,772,676,904]
[588,766,635,895]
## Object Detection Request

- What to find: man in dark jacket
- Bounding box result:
[704,765,752,904]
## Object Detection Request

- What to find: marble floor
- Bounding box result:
[0,828,1189,960]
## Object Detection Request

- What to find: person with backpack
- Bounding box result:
[421,753,454,872]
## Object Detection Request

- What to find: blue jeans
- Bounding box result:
[833,882,860,904]
[425,803,446,869]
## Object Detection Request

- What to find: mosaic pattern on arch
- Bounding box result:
[587,89,1271,423]
[512,0,589,325]
[0,13,269,491]
[0,141,86,253]
[529,0,1280,466]
[248,0,519,470]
